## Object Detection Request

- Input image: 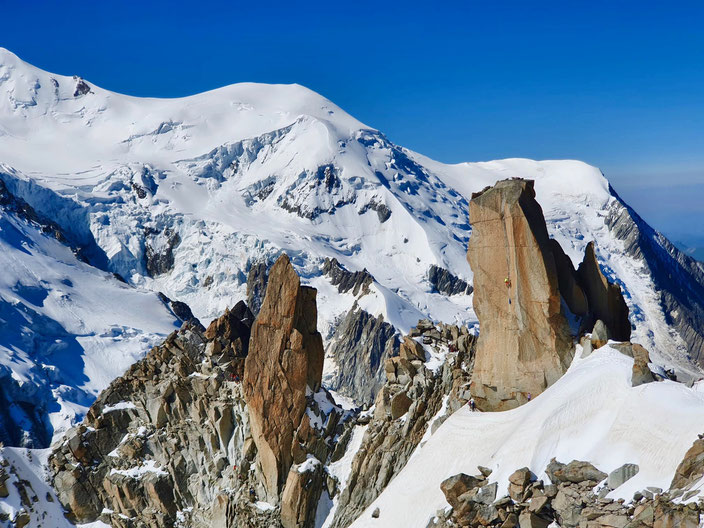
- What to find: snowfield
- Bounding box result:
[349,344,704,528]
[0,47,697,374]
[0,192,177,446]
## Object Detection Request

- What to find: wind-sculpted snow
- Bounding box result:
[349,345,704,527]
[0,46,703,453]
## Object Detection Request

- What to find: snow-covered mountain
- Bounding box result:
[1,46,703,450]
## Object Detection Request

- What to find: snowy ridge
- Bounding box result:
[0,47,703,451]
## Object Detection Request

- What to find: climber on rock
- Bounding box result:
[504,277,511,288]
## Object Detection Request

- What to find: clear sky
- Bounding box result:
[2,0,703,247]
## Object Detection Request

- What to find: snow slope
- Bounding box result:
[0,180,178,447]
[0,46,703,450]
[349,345,704,528]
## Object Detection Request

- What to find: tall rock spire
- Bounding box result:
[243,253,325,501]
[467,179,574,411]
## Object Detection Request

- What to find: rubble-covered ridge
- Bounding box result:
[48,274,351,528]
[48,313,267,528]
[433,455,704,528]
[330,319,476,528]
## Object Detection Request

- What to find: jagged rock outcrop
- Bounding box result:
[670,437,704,492]
[73,76,91,97]
[49,258,347,528]
[330,321,475,528]
[327,306,399,405]
[577,242,631,341]
[144,226,181,276]
[157,291,204,329]
[467,178,634,411]
[428,264,473,296]
[434,459,703,528]
[246,260,270,316]
[243,254,325,503]
[358,199,391,223]
[467,179,574,411]
[323,257,373,297]
[49,309,271,527]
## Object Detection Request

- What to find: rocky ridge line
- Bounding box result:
[49,254,351,528]
[330,319,476,528]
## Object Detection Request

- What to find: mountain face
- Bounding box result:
[1,47,703,451]
[2,47,704,528]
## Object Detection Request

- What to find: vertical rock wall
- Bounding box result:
[243,254,325,502]
[467,179,574,411]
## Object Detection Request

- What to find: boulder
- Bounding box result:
[519,511,551,528]
[501,513,519,528]
[552,487,583,528]
[478,466,493,478]
[390,391,413,419]
[528,496,549,514]
[467,179,574,411]
[549,460,607,485]
[593,514,629,527]
[399,337,426,361]
[474,503,500,525]
[475,482,498,505]
[591,320,610,350]
[580,335,594,358]
[384,356,416,386]
[631,344,655,386]
[632,503,654,525]
[508,467,533,501]
[607,463,639,490]
[244,254,325,500]
[441,474,484,509]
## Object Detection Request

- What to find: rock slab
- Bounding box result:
[467,179,574,411]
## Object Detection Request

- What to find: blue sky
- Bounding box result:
[2,1,703,246]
